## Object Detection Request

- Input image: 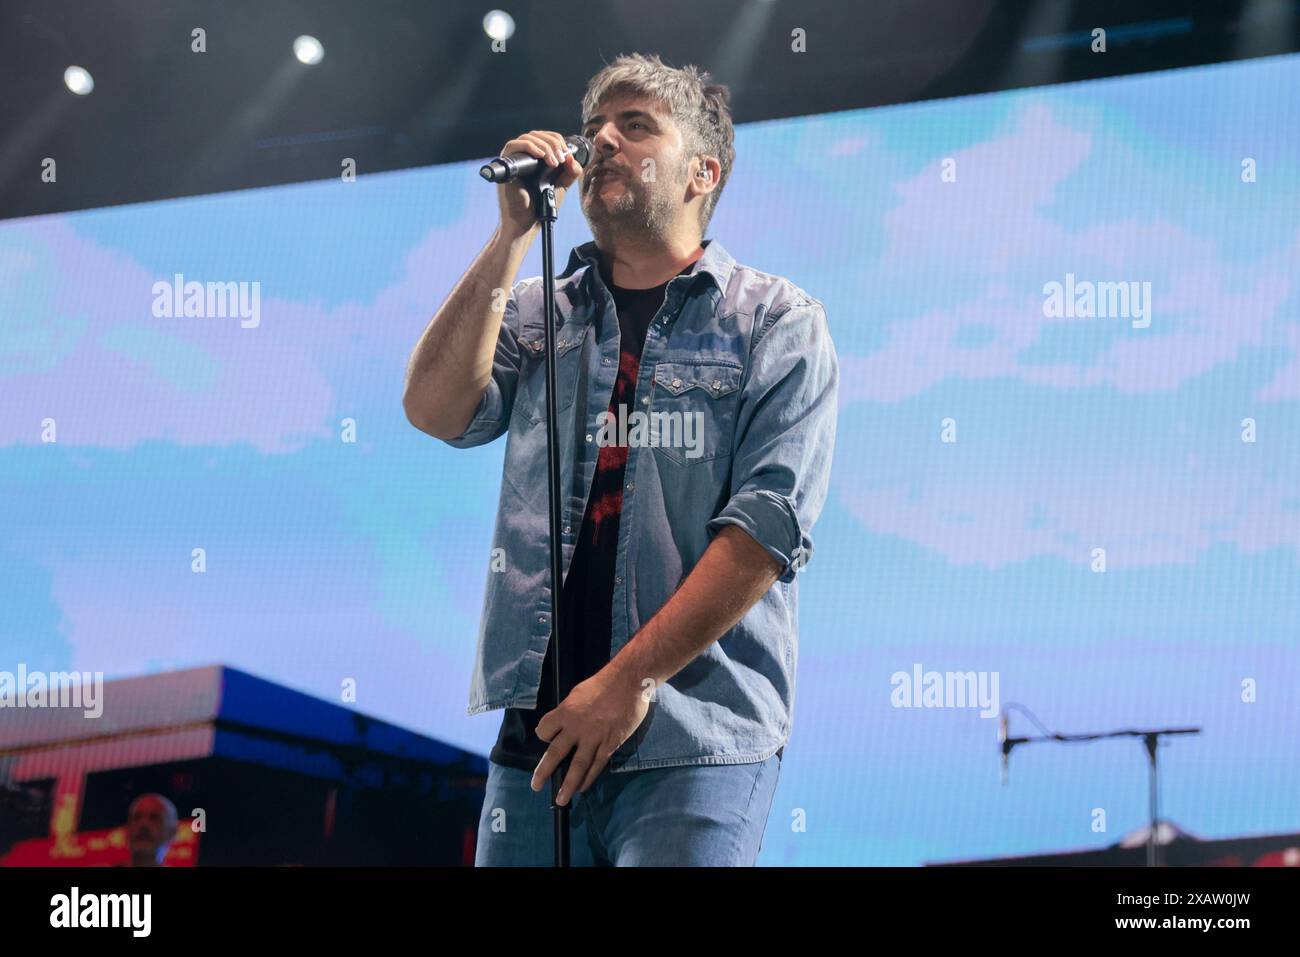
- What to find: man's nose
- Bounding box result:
[591,125,619,153]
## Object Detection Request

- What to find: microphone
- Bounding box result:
[479,135,592,184]
[998,711,1011,785]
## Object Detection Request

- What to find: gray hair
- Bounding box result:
[580,53,735,234]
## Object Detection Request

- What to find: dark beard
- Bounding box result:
[582,167,684,245]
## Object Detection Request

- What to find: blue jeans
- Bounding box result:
[474,752,782,866]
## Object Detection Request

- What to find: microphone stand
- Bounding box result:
[533,169,573,867]
[1000,710,1200,867]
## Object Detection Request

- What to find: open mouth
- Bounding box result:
[588,168,622,188]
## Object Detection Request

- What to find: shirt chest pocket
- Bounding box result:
[516,326,587,425]
[649,359,744,465]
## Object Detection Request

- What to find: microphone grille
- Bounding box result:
[566,134,593,169]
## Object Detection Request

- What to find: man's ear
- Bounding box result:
[691,158,718,192]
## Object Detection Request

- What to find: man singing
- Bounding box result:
[403,53,838,865]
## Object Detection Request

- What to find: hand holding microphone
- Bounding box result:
[484,132,592,241]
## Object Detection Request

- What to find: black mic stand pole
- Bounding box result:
[533,169,573,867]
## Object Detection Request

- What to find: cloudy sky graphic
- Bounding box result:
[1,53,1296,865]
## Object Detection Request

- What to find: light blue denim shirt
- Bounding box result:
[439,237,838,771]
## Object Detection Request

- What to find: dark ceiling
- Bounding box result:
[1,0,1296,221]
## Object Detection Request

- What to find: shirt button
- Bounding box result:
[712,380,721,390]
[672,378,682,388]
[563,525,571,534]
[602,357,611,365]
[585,433,593,442]
[641,395,649,405]
[615,576,623,584]
[625,481,634,491]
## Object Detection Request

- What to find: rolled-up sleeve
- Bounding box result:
[706,298,838,583]
[440,277,533,450]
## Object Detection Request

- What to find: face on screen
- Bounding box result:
[127,796,173,856]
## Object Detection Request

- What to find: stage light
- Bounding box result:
[1235,0,1295,59]
[293,35,324,65]
[483,10,515,42]
[63,65,94,95]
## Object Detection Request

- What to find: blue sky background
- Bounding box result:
[1,53,1297,865]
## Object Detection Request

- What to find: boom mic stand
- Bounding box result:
[1000,705,1200,867]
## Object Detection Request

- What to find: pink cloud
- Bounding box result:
[836,463,1298,569]
[2,219,334,452]
[842,103,1297,406]
[0,207,514,452]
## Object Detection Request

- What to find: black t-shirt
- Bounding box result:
[488,259,692,772]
